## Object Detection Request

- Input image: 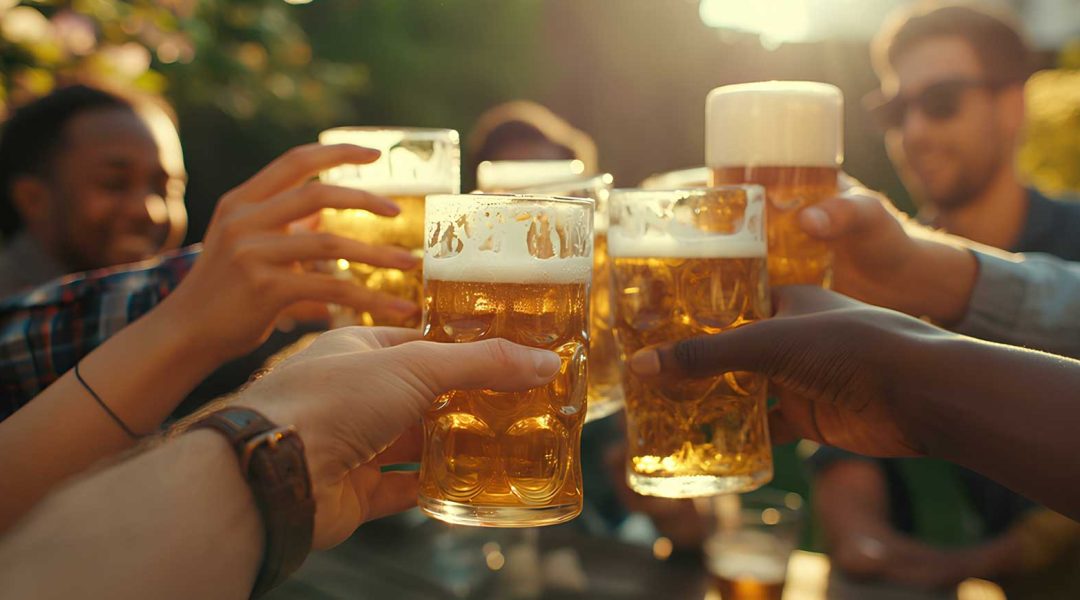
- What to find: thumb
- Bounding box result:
[798,189,888,240]
[629,320,779,379]
[390,338,562,396]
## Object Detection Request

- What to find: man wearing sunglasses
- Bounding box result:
[812,2,1080,594]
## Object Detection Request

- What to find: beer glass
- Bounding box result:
[704,490,805,600]
[419,193,593,527]
[508,174,623,424]
[475,159,585,192]
[318,127,460,326]
[609,187,772,498]
[707,81,842,287]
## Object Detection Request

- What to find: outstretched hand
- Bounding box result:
[236,327,562,549]
[629,286,953,457]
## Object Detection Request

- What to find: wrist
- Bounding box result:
[904,238,977,325]
[153,287,235,369]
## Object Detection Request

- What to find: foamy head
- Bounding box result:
[607,188,766,259]
[476,160,585,192]
[318,126,460,194]
[706,81,843,168]
[708,553,787,585]
[424,194,593,284]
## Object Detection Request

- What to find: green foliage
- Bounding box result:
[0,0,366,125]
[1018,67,1080,195]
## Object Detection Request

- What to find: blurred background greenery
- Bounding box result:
[1,0,1077,552]
[1,0,1076,242]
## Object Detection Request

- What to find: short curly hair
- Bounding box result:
[0,85,134,239]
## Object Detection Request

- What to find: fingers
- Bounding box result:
[393,338,563,396]
[363,472,419,523]
[243,183,400,231]
[278,272,418,322]
[227,144,381,206]
[362,327,423,348]
[797,189,891,240]
[767,407,802,445]
[240,232,419,270]
[771,286,861,316]
[629,321,774,379]
[375,424,422,466]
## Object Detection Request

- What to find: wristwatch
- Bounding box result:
[193,407,314,598]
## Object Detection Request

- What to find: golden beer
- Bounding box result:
[587,229,623,420]
[609,188,772,497]
[419,194,593,527]
[708,555,785,600]
[710,166,837,287]
[318,127,459,326]
[704,491,804,600]
[318,192,429,327]
[706,81,843,287]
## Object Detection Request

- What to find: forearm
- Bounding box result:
[0,430,262,600]
[0,298,224,530]
[898,231,980,325]
[953,251,1080,359]
[904,336,1080,520]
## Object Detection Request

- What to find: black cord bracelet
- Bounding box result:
[74,362,143,440]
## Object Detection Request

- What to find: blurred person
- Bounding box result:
[0,143,419,531]
[627,285,1080,521]
[0,84,188,297]
[467,100,598,180]
[812,3,1080,591]
[866,3,1080,257]
[0,326,563,599]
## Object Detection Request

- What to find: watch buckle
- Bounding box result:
[241,425,298,473]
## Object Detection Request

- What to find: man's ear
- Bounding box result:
[10,175,51,226]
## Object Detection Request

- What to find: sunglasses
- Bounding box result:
[864,79,1008,130]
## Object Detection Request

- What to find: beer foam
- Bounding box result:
[709,553,787,584]
[706,81,843,168]
[607,189,767,259]
[424,195,593,284]
[476,160,585,192]
[607,228,765,258]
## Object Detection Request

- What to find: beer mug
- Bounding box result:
[609,186,772,498]
[419,193,593,527]
[318,127,460,326]
[503,173,623,424]
[707,81,842,287]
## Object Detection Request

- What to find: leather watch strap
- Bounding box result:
[193,407,314,598]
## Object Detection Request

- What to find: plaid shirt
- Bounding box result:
[0,245,201,419]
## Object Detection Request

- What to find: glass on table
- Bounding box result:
[704,490,805,600]
[318,126,460,327]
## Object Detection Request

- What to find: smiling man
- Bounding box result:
[811,2,1080,593]
[0,85,187,297]
[866,2,1080,255]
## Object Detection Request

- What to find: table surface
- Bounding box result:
[266,510,1007,600]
